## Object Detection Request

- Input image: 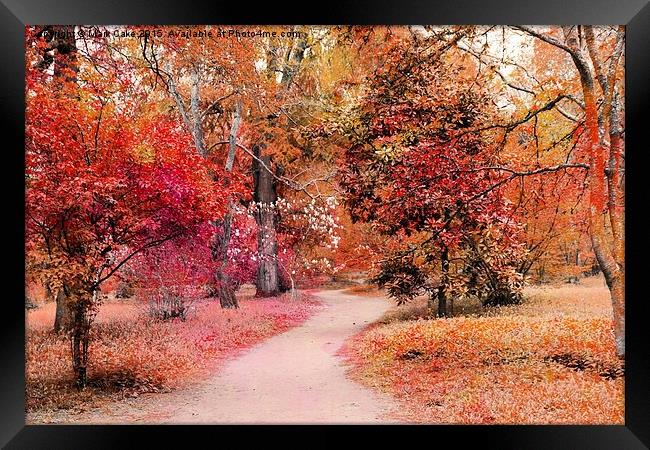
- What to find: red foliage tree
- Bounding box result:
[25,28,230,386]
[339,35,526,314]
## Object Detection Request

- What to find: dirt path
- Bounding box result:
[48,290,401,424]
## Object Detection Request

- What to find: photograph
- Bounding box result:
[23,23,627,426]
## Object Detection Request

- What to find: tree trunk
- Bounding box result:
[607,95,625,358]
[427,293,437,316]
[42,26,78,334]
[189,69,206,157]
[212,211,239,309]
[606,270,625,357]
[39,25,90,377]
[571,53,625,358]
[47,25,78,90]
[248,34,307,298]
[216,270,238,308]
[54,285,72,333]
[253,146,280,297]
[172,68,241,309]
[437,209,451,317]
[438,244,449,317]
[519,26,625,357]
[71,301,91,388]
[211,101,242,308]
[280,32,308,87]
[290,278,297,300]
[68,286,94,388]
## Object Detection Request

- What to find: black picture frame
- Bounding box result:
[2,1,648,448]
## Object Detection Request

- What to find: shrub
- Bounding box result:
[115,281,135,299]
[148,292,191,322]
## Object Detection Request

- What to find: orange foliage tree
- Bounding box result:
[509,26,625,357]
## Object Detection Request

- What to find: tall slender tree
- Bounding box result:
[512,26,625,357]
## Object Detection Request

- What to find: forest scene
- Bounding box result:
[25,25,625,424]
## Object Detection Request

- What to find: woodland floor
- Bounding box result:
[26,288,320,423]
[27,277,622,424]
[341,276,625,424]
[26,289,399,424]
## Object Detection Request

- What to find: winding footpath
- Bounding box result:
[51,289,400,424]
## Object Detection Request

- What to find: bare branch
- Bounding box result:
[584,26,609,95]
[493,69,535,95]
[603,26,626,119]
[226,101,242,172]
[93,231,183,288]
[458,94,574,137]
[201,90,238,120]
[462,163,589,176]
[513,26,575,55]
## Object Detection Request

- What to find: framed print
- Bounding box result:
[1,0,649,448]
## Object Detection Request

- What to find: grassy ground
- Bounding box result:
[341,283,385,297]
[26,287,320,418]
[339,276,624,424]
